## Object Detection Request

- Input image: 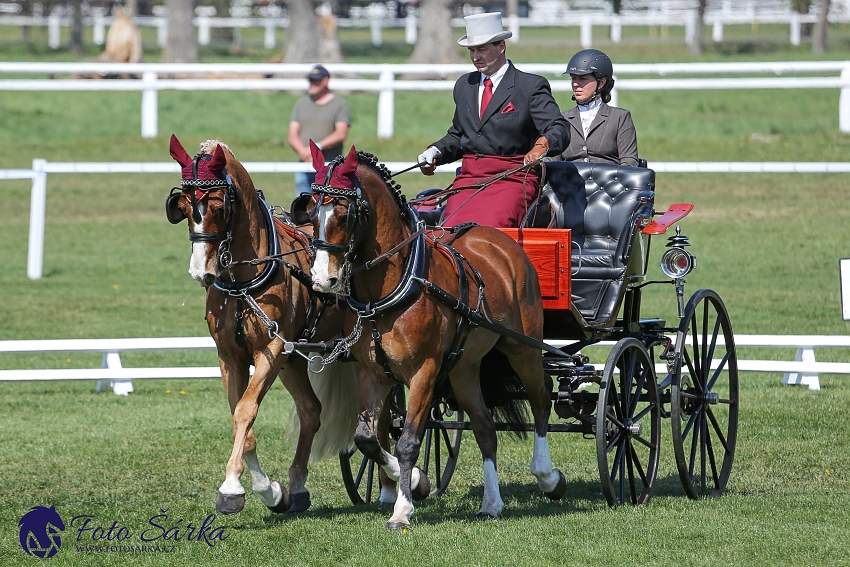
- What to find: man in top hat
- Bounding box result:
[288,65,351,195]
[417,12,569,228]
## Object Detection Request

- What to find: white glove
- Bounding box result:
[417,146,441,176]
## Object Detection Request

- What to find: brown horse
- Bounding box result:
[303,145,567,529]
[166,135,359,514]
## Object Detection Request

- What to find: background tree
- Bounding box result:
[162,0,198,63]
[407,0,461,64]
[284,0,343,64]
[813,0,831,53]
[70,0,83,54]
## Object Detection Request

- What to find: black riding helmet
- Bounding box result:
[565,49,615,104]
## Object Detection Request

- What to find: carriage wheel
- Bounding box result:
[671,289,739,499]
[339,387,463,505]
[596,337,661,506]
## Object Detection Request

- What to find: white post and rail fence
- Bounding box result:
[4,62,850,140]
[0,335,846,394]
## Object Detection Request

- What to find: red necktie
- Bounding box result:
[480,77,493,119]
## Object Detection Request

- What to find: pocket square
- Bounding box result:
[501,102,517,114]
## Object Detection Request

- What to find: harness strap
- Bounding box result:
[368,313,402,384]
[351,228,425,275]
[411,275,572,359]
[435,245,475,383]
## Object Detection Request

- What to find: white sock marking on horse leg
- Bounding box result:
[379,485,397,505]
[479,459,504,518]
[530,434,560,493]
[389,492,414,525]
[218,475,246,497]
[244,452,281,508]
[310,206,333,288]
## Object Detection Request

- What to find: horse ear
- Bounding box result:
[208,144,227,177]
[169,134,193,168]
[309,140,325,172]
[339,145,358,176]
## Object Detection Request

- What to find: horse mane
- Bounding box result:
[335,151,410,223]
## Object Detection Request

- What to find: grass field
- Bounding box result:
[2,29,850,567]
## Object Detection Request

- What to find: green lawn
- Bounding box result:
[1,29,850,567]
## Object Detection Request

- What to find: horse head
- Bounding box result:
[167,134,236,287]
[305,143,365,294]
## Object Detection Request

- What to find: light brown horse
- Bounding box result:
[303,145,567,529]
[166,135,359,514]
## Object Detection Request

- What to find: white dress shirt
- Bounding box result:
[478,60,511,113]
[577,97,603,138]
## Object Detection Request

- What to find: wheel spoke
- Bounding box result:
[605,427,624,454]
[690,314,702,378]
[629,441,649,485]
[706,426,721,489]
[687,410,703,479]
[440,426,457,460]
[626,439,638,505]
[706,406,731,454]
[628,365,648,416]
[632,401,656,423]
[681,403,699,439]
[706,350,730,391]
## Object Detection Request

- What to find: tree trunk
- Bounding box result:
[813,0,831,53]
[163,0,198,63]
[688,0,707,56]
[283,0,345,64]
[407,0,462,64]
[71,0,83,54]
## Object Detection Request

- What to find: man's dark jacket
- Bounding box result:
[431,63,569,161]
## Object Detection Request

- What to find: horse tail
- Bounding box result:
[287,359,359,462]
[479,349,532,439]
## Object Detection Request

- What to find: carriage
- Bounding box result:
[166,138,738,525]
[337,159,739,507]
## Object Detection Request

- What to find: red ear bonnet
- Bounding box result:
[312,143,359,193]
[170,134,228,187]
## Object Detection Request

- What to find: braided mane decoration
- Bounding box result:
[353,151,410,222]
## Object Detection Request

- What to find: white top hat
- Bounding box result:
[457,12,512,47]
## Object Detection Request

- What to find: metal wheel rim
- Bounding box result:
[596,337,661,506]
[671,288,739,499]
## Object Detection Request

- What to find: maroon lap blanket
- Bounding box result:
[442,154,540,228]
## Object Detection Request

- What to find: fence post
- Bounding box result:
[405,13,417,44]
[157,17,167,47]
[712,19,723,42]
[264,20,276,48]
[96,351,134,395]
[198,16,211,45]
[610,14,622,43]
[141,71,158,139]
[580,17,592,48]
[377,68,394,139]
[784,347,821,391]
[840,66,850,133]
[370,17,382,46]
[508,13,519,43]
[790,12,801,46]
[93,11,105,45]
[48,11,61,49]
[685,10,696,45]
[27,159,47,280]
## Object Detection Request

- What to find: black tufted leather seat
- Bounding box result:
[521,161,655,328]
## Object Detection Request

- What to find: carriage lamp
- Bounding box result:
[660,226,696,319]
[660,227,696,279]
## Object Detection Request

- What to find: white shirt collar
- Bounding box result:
[480,59,510,90]
[577,97,603,138]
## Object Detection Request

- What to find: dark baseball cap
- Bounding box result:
[305,65,330,81]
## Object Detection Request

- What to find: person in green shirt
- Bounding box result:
[287,65,351,195]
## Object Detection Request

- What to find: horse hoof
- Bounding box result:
[411,468,431,501]
[288,491,311,513]
[264,481,292,514]
[215,492,246,515]
[378,500,395,509]
[385,521,411,532]
[544,469,568,501]
[474,512,498,521]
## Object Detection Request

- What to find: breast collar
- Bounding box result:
[346,205,426,316]
[213,191,281,296]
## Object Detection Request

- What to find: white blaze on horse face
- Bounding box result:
[310,204,340,292]
[187,201,217,283]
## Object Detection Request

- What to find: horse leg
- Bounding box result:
[278,357,320,513]
[216,345,287,514]
[501,341,567,500]
[376,399,398,508]
[385,363,438,530]
[450,362,505,519]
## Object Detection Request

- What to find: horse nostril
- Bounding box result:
[328,277,338,289]
[202,273,216,287]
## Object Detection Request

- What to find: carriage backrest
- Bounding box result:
[522,161,655,259]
